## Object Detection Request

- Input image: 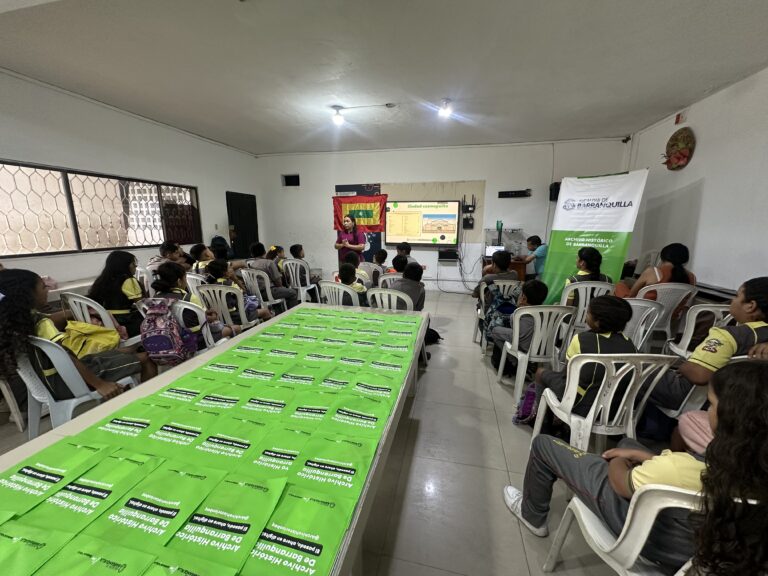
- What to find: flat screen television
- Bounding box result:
[384,200,460,246]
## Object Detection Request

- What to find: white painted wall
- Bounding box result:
[628,66,768,290]
[0,72,260,281]
[253,140,627,290]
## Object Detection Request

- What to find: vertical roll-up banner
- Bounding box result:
[541,169,648,304]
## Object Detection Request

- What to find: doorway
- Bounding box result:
[226,191,258,258]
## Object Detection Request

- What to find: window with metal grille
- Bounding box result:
[0,160,201,257]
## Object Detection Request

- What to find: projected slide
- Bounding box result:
[385,201,460,246]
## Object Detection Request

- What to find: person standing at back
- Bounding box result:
[514,235,548,279]
[335,214,366,264]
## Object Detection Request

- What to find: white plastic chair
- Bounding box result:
[185,273,206,299]
[368,288,414,311]
[474,279,522,354]
[358,262,378,285]
[624,299,664,352]
[667,304,732,359]
[637,283,698,343]
[196,285,257,329]
[543,484,701,575]
[282,259,320,303]
[170,300,226,351]
[0,378,25,433]
[559,281,614,333]
[319,281,360,306]
[61,292,141,348]
[379,273,402,289]
[135,266,153,296]
[532,354,678,453]
[17,336,103,439]
[497,305,576,404]
[240,268,287,313]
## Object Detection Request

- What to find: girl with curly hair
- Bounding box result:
[0,268,155,401]
[504,360,768,574]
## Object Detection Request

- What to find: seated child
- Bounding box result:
[655,277,768,453]
[490,280,549,375]
[0,269,156,400]
[190,243,215,274]
[535,295,635,416]
[266,245,287,275]
[396,241,418,265]
[151,262,240,346]
[473,250,519,300]
[205,259,272,324]
[388,254,408,274]
[564,247,612,307]
[248,242,299,308]
[289,244,322,284]
[88,250,146,337]
[372,249,387,286]
[390,262,426,311]
[503,361,768,575]
[344,251,370,287]
[146,241,183,273]
[338,263,367,306]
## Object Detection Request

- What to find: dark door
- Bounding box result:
[226,191,258,258]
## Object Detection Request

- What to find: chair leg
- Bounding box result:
[531,397,549,444]
[27,393,41,440]
[542,505,576,572]
[473,319,480,344]
[512,356,529,408]
[496,346,509,383]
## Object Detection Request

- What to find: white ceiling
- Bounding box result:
[2,0,768,155]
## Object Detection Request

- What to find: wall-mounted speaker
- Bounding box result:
[549,182,561,202]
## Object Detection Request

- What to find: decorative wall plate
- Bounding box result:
[662,127,695,171]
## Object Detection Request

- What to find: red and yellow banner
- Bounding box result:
[333,194,387,232]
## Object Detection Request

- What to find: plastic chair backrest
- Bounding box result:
[607,484,701,567]
[282,259,311,289]
[18,336,93,402]
[559,281,614,331]
[135,299,150,318]
[171,300,216,349]
[241,269,277,305]
[675,303,732,352]
[637,283,698,334]
[493,279,522,299]
[379,273,402,289]
[135,266,152,296]
[319,281,360,306]
[196,284,248,326]
[357,262,377,280]
[368,288,413,311]
[511,305,576,361]
[560,353,677,436]
[185,273,206,299]
[61,292,118,330]
[624,299,664,350]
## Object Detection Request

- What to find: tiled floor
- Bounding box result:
[0,291,614,576]
[362,291,614,576]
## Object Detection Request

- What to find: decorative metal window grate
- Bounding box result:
[0,160,201,257]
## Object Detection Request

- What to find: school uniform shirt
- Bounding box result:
[530,244,548,276]
[100,277,144,337]
[564,270,612,307]
[406,255,418,266]
[565,331,637,416]
[193,259,212,274]
[390,277,426,311]
[630,450,705,493]
[473,270,519,298]
[688,321,768,373]
[248,257,281,288]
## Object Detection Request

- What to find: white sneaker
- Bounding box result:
[503,485,548,537]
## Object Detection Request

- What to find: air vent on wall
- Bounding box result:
[282,174,300,187]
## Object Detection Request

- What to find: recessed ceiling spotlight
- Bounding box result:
[331,105,345,126]
[438,98,453,118]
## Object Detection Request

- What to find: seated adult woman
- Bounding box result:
[617,242,696,299]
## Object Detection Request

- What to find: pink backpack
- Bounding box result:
[140,299,197,365]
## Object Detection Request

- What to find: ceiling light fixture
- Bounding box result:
[438,98,453,118]
[331,105,345,126]
[329,102,397,126]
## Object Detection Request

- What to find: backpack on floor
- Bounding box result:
[140,299,197,365]
[425,327,442,345]
[512,382,539,425]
